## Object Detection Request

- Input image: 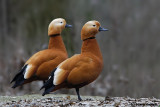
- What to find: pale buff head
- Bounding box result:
[81,20,108,40]
[48,18,72,36]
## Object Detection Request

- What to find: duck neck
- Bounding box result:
[81,38,102,60]
[48,34,67,53]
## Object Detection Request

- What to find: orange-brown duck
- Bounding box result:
[41,20,108,101]
[11,18,72,88]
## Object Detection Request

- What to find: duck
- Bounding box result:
[40,20,108,101]
[11,18,72,88]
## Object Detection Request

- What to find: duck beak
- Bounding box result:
[99,27,108,31]
[65,24,72,28]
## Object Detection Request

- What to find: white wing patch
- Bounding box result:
[53,67,62,85]
[53,57,73,85]
[24,64,32,79]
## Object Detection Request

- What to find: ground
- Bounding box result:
[0,94,160,106]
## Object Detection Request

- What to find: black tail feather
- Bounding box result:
[12,80,25,88]
[40,76,55,96]
[42,85,55,96]
[10,65,27,88]
[40,80,50,90]
[41,68,57,96]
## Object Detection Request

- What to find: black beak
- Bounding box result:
[99,27,108,31]
[65,24,72,28]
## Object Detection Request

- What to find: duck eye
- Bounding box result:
[93,25,96,27]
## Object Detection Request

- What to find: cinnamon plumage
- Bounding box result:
[11,18,72,88]
[41,20,108,100]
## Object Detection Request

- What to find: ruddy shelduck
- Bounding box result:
[11,18,72,88]
[41,20,108,101]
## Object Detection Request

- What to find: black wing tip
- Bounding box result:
[10,75,18,84]
[41,68,56,96]
[10,77,17,83]
[12,86,16,89]
[40,80,50,91]
[41,84,55,96]
[10,64,28,85]
[11,84,17,88]
[42,87,53,96]
[11,86,15,89]
[40,72,54,90]
[40,86,45,91]
[42,92,48,96]
[10,80,14,84]
[11,79,25,89]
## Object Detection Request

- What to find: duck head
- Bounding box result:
[81,20,108,41]
[48,18,72,36]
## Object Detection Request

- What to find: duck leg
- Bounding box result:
[75,88,82,101]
